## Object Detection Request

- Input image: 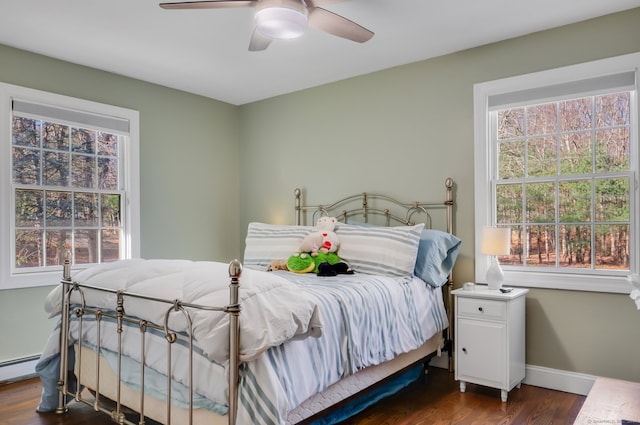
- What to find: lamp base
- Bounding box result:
[486,257,504,290]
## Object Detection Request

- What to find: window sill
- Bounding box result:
[1,268,66,291]
[495,270,632,294]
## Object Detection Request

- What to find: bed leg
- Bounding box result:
[57,260,73,414]
[227,260,242,425]
[422,360,431,385]
[446,280,454,373]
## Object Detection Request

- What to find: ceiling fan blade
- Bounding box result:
[159,0,255,10]
[249,28,273,51]
[308,7,373,43]
[306,0,347,6]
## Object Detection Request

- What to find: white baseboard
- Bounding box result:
[0,357,39,383]
[523,364,596,396]
[429,356,596,396]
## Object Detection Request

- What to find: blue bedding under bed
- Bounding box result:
[309,365,423,425]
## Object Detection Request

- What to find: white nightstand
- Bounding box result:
[453,285,529,402]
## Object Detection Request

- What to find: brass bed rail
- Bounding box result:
[56,259,243,425]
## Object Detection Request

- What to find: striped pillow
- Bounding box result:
[335,223,424,276]
[243,222,314,268]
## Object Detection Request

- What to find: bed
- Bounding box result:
[35,178,461,425]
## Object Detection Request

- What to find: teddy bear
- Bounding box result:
[266,259,289,272]
[299,216,340,256]
[286,217,353,276]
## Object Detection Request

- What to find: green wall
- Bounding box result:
[238,8,640,380]
[0,45,241,361]
[2,7,640,383]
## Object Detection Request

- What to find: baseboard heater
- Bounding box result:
[0,355,40,384]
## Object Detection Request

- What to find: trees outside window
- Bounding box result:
[494,92,631,272]
[474,53,638,293]
[1,83,139,289]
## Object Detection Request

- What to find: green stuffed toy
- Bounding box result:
[287,251,352,276]
[286,252,316,274]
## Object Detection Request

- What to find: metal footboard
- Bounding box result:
[56,259,242,425]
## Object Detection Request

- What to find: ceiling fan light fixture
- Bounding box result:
[255,6,308,39]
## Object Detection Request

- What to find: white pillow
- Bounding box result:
[243,222,314,268]
[335,223,425,276]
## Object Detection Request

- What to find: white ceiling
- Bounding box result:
[1,1,638,105]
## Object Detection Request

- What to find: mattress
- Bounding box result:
[75,332,444,425]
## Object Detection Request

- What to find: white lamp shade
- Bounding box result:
[481,226,511,256]
[255,7,308,39]
[481,226,510,290]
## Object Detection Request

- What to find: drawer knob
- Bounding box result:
[462,348,467,353]
[478,307,484,312]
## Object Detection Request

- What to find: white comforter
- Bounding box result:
[37,260,449,424]
[44,259,322,362]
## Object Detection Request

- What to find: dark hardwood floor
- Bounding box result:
[0,367,585,425]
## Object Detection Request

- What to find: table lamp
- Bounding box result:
[481,226,511,290]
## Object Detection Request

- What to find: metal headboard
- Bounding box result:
[293,177,456,370]
[294,177,454,233]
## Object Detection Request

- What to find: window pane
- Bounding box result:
[15,229,43,268]
[98,157,118,190]
[559,180,591,223]
[71,128,95,154]
[12,147,41,184]
[595,224,629,270]
[500,224,523,266]
[74,192,99,226]
[526,225,556,267]
[595,178,629,222]
[595,128,629,172]
[46,191,72,227]
[12,116,40,147]
[497,108,524,139]
[595,92,630,128]
[43,151,70,186]
[559,225,591,268]
[560,97,592,131]
[527,136,556,177]
[526,103,556,135]
[101,229,120,263]
[42,122,69,150]
[496,183,522,224]
[74,229,98,264]
[98,132,118,156]
[46,230,71,266]
[526,182,555,223]
[498,140,524,179]
[71,154,96,188]
[101,194,121,227]
[15,189,43,227]
[560,132,591,174]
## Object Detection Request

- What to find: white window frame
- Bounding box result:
[0,83,140,290]
[474,53,640,293]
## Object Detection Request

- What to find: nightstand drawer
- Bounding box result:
[457,297,505,320]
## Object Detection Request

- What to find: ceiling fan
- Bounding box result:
[159,0,374,51]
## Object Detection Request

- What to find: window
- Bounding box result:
[474,53,639,293]
[1,83,140,289]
